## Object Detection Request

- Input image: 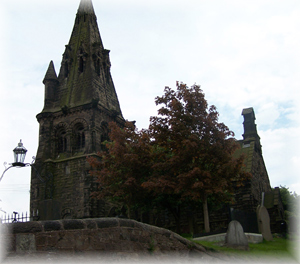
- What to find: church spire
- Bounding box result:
[46,0,123,117]
[78,0,95,14]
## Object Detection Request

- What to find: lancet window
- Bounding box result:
[56,127,68,154]
[73,123,86,152]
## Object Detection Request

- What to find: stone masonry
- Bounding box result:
[30,0,125,221]
[1,218,221,262]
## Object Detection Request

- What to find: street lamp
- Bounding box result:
[12,140,28,167]
[0,140,47,222]
[0,140,35,182]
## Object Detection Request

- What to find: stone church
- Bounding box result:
[30,0,283,232]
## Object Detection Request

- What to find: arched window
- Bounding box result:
[56,127,67,154]
[73,123,85,152]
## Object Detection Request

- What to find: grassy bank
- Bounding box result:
[191,235,299,261]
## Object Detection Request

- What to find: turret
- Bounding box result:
[43,60,58,109]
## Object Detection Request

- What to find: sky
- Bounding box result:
[0,0,299,217]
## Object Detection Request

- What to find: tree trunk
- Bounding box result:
[126,204,131,219]
[203,194,210,233]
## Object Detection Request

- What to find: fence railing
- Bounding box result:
[0,210,39,223]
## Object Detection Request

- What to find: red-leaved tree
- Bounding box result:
[142,82,250,232]
[88,82,250,233]
[87,121,153,218]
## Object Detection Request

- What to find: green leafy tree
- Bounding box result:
[275,185,299,237]
[277,185,299,218]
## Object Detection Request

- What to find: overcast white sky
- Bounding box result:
[0,0,299,217]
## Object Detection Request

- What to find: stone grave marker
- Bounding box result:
[257,205,273,241]
[225,220,249,250]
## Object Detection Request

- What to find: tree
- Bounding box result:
[87,121,153,218]
[142,82,250,232]
[88,82,250,233]
[275,185,299,236]
[88,121,184,227]
[276,185,299,218]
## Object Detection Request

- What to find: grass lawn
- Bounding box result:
[191,235,299,262]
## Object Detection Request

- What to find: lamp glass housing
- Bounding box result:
[13,140,27,164]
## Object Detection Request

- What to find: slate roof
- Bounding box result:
[234,140,255,173]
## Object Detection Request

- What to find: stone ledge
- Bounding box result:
[193,232,263,244]
[5,217,139,233]
[9,217,251,248]
[62,219,86,230]
[245,233,263,244]
[10,221,43,234]
[43,220,62,231]
[95,218,118,229]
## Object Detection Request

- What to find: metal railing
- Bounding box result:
[0,210,39,223]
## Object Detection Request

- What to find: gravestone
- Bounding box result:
[225,220,249,250]
[257,205,273,241]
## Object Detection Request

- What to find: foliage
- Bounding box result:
[88,82,251,232]
[87,121,153,216]
[276,185,299,236]
[142,82,251,231]
[276,185,299,213]
[146,83,245,198]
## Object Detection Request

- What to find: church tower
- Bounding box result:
[30,0,125,220]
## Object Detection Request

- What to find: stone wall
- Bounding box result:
[1,217,218,262]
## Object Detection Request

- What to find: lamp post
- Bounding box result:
[0,140,46,222]
[0,140,35,183]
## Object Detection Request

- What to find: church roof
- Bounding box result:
[234,140,255,173]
